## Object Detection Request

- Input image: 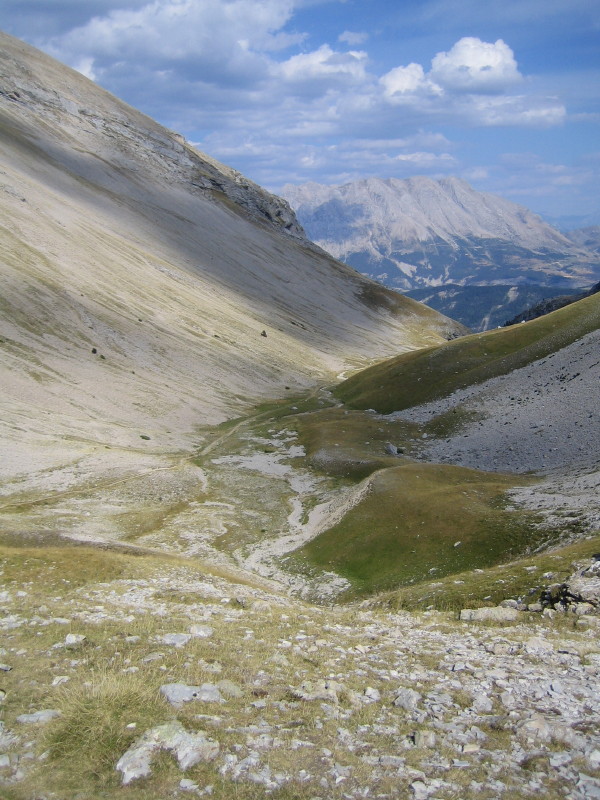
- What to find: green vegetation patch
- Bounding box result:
[43,672,167,792]
[291,463,544,598]
[335,291,600,413]
[290,407,420,481]
[376,532,600,612]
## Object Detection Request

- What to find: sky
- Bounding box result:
[2,0,600,226]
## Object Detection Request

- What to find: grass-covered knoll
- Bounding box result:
[289,407,420,481]
[290,462,545,599]
[374,532,600,612]
[335,291,600,413]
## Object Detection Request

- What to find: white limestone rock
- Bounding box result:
[460,607,519,622]
[160,683,224,707]
[116,720,219,785]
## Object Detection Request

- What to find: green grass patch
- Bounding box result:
[42,672,167,791]
[291,463,545,598]
[335,292,600,413]
[376,532,600,612]
[290,407,420,481]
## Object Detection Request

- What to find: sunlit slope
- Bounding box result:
[335,291,600,413]
[284,291,600,599]
[291,463,543,598]
[0,31,462,490]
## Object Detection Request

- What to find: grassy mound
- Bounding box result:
[335,291,600,413]
[290,463,546,598]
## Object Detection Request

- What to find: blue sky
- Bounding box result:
[2,0,600,226]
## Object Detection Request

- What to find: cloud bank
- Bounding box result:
[4,0,596,221]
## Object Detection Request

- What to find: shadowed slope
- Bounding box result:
[0,31,462,495]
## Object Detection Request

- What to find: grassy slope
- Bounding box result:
[334,291,600,413]
[290,463,544,599]
[283,293,600,599]
[375,532,600,611]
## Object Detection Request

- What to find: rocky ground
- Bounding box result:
[1,546,600,799]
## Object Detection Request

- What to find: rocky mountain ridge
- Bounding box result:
[504,280,600,325]
[405,283,573,331]
[281,177,600,320]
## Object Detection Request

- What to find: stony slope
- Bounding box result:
[0,31,461,500]
[282,176,600,295]
[1,540,600,799]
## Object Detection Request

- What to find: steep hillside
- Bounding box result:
[282,176,600,291]
[334,292,600,414]
[0,32,461,499]
[567,225,600,253]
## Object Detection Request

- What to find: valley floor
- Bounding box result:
[1,334,600,799]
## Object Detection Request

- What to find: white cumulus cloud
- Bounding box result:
[380,63,442,100]
[430,37,522,93]
[279,45,369,85]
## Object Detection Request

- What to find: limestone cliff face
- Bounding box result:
[0,32,305,239]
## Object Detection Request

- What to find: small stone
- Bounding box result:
[16,709,61,724]
[65,633,87,648]
[572,602,595,616]
[160,683,223,707]
[190,625,214,638]
[51,676,70,686]
[588,750,600,770]
[414,730,436,748]
[363,687,381,703]
[217,680,243,698]
[460,607,518,622]
[141,652,164,663]
[525,637,554,654]
[411,780,430,799]
[379,754,405,767]
[519,715,552,743]
[549,752,572,768]
[158,633,191,647]
[290,680,344,703]
[393,688,422,711]
[0,664,12,672]
[472,694,493,713]
[180,778,200,792]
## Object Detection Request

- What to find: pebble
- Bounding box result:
[190,624,214,638]
[158,633,191,647]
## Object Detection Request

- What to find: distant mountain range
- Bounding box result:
[282,177,600,328]
[404,284,571,331]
